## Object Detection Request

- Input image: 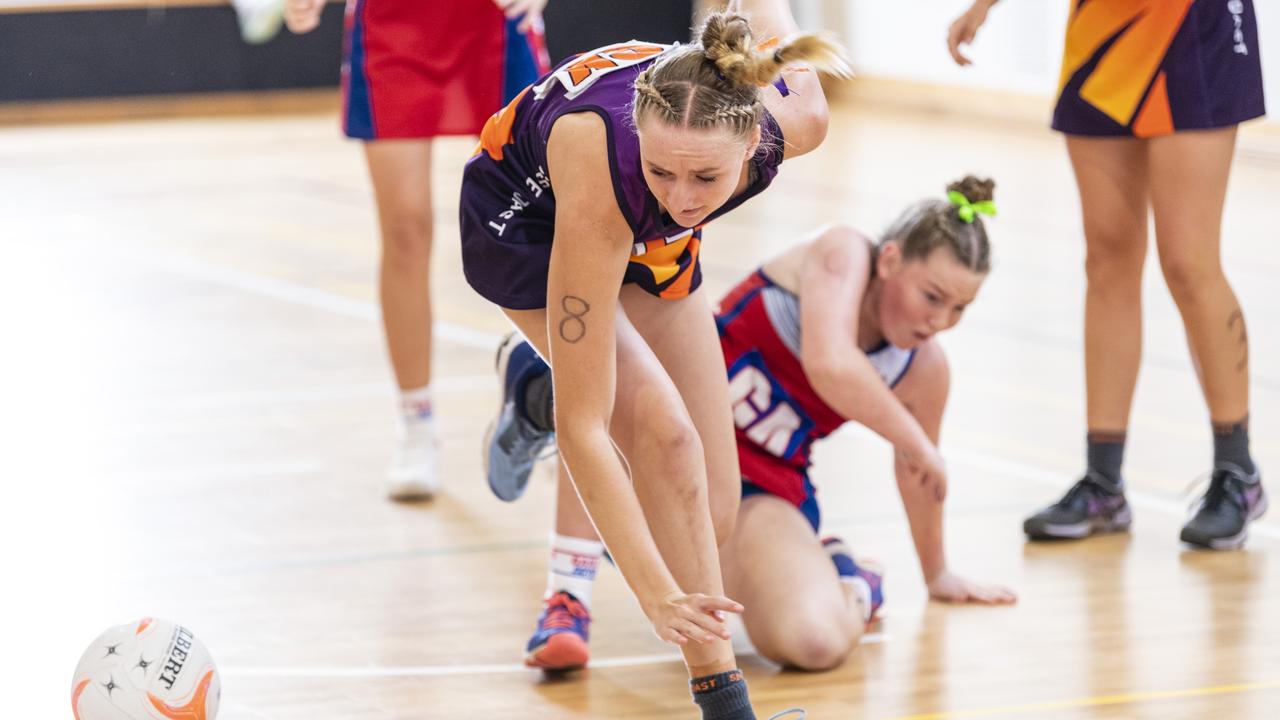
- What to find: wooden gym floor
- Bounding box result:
[2,90,1279,718]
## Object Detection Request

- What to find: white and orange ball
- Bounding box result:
[71,618,220,720]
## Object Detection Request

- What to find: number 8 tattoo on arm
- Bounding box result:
[559,295,591,343]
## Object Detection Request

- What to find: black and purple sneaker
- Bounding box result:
[1024,471,1132,540]
[1181,463,1267,550]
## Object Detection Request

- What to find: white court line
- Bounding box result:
[220,635,888,679]
[172,374,497,410]
[143,250,502,350]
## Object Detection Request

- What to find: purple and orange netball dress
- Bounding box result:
[1053,0,1265,138]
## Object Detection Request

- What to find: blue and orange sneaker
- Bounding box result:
[525,591,591,670]
[822,536,884,625]
[484,333,556,502]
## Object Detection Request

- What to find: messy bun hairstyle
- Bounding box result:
[879,175,996,273]
[632,12,851,138]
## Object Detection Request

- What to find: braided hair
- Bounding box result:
[632,12,850,138]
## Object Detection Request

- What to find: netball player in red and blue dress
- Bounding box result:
[460,3,851,717]
[950,0,1267,548]
[285,0,549,499]
[716,178,1018,671]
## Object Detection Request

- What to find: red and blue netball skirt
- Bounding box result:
[1052,0,1265,138]
[341,0,550,139]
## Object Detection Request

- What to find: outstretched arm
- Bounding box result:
[797,226,948,497]
[892,341,1017,604]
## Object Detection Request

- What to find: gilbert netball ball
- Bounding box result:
[71,618,220,720]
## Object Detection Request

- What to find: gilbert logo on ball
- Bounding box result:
[71,618,220,720]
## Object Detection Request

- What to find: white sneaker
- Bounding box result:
[387,421,440,501]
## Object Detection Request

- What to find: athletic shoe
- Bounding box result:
[1023,471,1131,540]
[387,421,439,501]
[525,591,590,670]
[1181,463,1267,550]
[822,536,884,624]
[483,333,556,501]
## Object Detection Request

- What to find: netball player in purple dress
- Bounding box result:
[461,2,850,717]
[949,0,1267,548]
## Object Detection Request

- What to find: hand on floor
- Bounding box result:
[927,570,1017,605]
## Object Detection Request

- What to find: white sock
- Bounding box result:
[546,533,604,609]
[399,385,435,433]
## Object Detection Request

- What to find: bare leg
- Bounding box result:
[722,495,864,671]
[1147,128,1249,422]
[620,285,741,545]
[1066,135,1151,434]
[366,140,438,497]
[365,140,434,391]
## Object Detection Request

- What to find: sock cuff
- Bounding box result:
[1086,429,1127,445]
[1211,414,1250,435]
[551,533,604,557]
[690,669,745,695]
[399,385,434,418]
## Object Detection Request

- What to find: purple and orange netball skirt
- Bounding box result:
[1052,0,1265,138]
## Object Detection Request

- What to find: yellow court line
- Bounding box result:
[889,680,1280,720]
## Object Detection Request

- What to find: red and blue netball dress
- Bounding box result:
[1053,0,1265,138]
[717,270,916,533]
[458,42,786,310]
[342,0,550,139]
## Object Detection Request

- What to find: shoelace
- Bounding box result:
[1060,474,1108,507]
[1182,468,1247,517]
[541,595,588,630]
[767,709,806,720]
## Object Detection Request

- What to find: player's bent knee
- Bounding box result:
[637,415,702,474]
[776,619,856,672]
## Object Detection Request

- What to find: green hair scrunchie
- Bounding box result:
[947,190,997,224]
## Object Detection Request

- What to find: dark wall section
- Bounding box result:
[0,5,345,101]
[0,1,692,103]
[544,0,694,63]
